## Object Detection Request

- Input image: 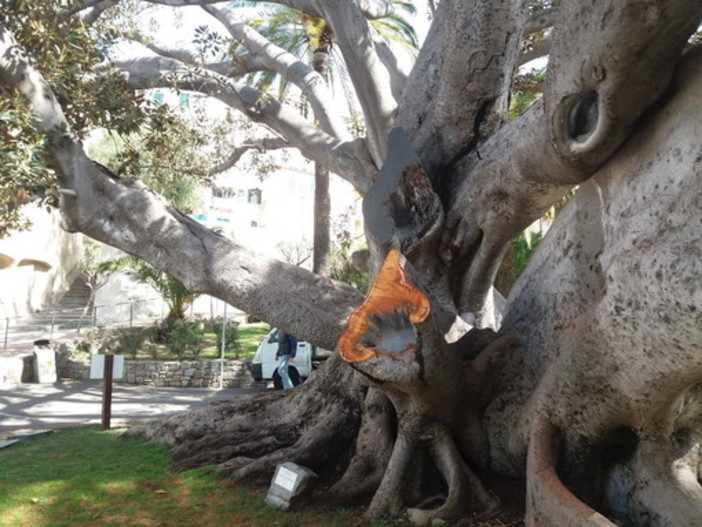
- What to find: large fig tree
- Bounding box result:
[1,1,701,525]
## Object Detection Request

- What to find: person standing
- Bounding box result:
[275,330,298,389]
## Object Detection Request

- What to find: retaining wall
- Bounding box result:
[2,352,254,389]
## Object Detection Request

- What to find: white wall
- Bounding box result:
[0,205,83,318]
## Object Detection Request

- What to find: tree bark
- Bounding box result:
[311,23,333,277]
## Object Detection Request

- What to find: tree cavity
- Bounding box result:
[568,90,599,142]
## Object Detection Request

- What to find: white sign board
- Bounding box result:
[274,466,299,492]
[90,355,124,380]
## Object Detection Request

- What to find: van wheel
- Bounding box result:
[273,366,301,390]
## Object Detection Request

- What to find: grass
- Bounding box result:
[183,321,271,361]
[81,322,272,362]
[0,427,406,527]
[236,322,272,359]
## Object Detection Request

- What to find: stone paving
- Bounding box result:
[0,379,265,437]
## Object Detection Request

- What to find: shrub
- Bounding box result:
[78,326,113,354]
[166,319,205,359]
[212,318,242,357]
[112,326,156,358]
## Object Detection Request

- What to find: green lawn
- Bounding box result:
[99,321,272,362]
[236,322,272,359]
[0,427,405,527]
[191,321,271,360]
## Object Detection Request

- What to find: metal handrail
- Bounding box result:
[2,297,164,349]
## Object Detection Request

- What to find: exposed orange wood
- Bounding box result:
[339,249,430,363]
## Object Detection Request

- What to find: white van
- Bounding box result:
[248,328,333,389]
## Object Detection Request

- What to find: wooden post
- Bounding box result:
[101,354,114,430]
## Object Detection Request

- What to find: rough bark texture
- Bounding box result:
[2,1,702,525]
[487,49,702,525]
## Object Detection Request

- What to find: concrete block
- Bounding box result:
[265,462,317,511]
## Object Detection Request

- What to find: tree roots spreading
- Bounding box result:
[130,354,365,485]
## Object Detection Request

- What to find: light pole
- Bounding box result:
[219,302,227,389]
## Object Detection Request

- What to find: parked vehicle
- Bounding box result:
[248,328,333,389]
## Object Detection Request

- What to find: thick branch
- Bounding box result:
[0,28,68,135]
[114,56,376,190]
[0,25,363,349]
[202,4,349,140]
[544,0,702,172]
[62,160,363,350]
[317,0,399,167]
[523,7,558,35]
[371,34,411,104]
[397,0,527,177]
[441,1,702,321]
[209,136,289,175]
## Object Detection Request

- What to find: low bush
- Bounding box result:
[165,319,205,359]
[111,326,157,358]
[211,318,242,357]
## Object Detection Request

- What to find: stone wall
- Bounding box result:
[121,359,254,388]
[54,354,254,389]
[57,354,90,381]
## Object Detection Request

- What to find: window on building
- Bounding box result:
[251,220,258,228]
[153,92,165,107]
[179,93,190,108]
[247,188,262,204]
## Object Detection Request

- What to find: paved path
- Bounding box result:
[0,380,265,434]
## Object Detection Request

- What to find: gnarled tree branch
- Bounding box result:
[209,136,290,176]
[0,24,363,350]
[439,0,702,322]
[398,0,528,177]
[202,3,350,140]
[317,0,399,167]
[114,56,376,190]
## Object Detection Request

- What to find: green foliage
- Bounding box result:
[0,96,54,237]
[330,248,369,293]
[112,107,214,212]
[165,319,205,359]
[112,326,158,359]
[329,205,368,291]
[1,2,145,139]
[111,256,198,326]
[232,1,418,110]
[78,326,113,354]
[512,230,543,279]
[0,2,145,236]
[509,69,546,119]
[87,106,218,214]
[210,317,243,357]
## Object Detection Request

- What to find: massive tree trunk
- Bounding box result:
[2,1,702,525]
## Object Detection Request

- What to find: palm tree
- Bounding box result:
[112,255,198,327]
[228,2,418,276]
